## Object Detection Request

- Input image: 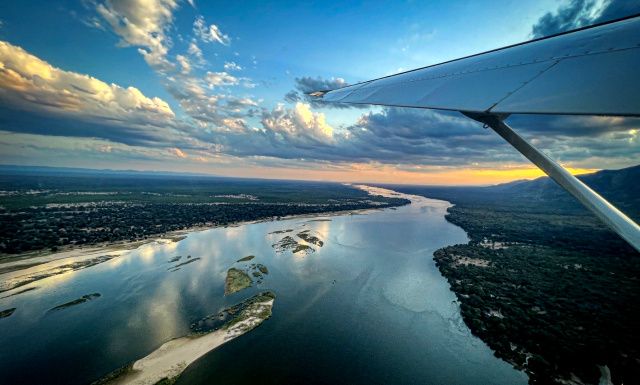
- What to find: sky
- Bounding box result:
[0,0,638,185]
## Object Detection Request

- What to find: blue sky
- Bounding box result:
[0,0,638,184]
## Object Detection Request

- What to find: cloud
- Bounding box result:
[176,54,191,74]
[193,15,230,45]
[187,40,204,63]
[96,0,178,71]
[531,0,640,38]
[223,61,242,71]
[0,40,185,146]
[261,103,334,145]
[170,147,187,158]
[205,71,238,87]
[284,76,368,109]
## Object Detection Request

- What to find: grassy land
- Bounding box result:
[224,268,253,295]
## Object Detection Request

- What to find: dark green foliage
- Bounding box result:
[48,293,101,312]
[389,165,640,385]
[0,307,16,318]
[237,255,255,262]
[0,171,408,255]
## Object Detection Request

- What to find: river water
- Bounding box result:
[0,187,527,384]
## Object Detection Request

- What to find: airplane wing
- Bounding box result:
[312,14,640,252]
[317,15,640,117]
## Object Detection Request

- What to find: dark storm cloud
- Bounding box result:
[531,0,640,38]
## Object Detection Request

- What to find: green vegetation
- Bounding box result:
[292,244,313,254]
[190,291,276,334]
[256,264,268,275]
[89,363,134,385]
[0,169,409,255]
[48,293,101,312]
[0,307,16,318]
[154,377,178,385]
[297,230,324,247]
[390,165,640,385]
[272,230,324,255]
[221,291,276,332]
[224,268,252,295]
[168,257,201,271]
[236,255,255,262]
[269,229,293,234]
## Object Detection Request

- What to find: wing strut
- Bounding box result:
[462,112,640,252]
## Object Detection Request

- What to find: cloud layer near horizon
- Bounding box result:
[0,0,638,182]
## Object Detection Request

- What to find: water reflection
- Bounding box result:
[0,188,527,385]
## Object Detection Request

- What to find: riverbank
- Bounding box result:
[387,185,640,385]
[0,198,408,282]
[95,292,275,385]
[1,185,529,385]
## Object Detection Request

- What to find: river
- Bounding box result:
[0,186,527,384]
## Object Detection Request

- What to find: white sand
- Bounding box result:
[104,299,274,385]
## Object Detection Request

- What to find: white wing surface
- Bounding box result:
[319,15,640,117]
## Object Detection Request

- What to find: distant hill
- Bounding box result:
[384,164,640,221]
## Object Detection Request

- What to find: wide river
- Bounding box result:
[0,187,527,384]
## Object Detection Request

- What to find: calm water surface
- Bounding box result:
[0,188,527,384]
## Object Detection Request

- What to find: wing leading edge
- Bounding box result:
[312,15,640,252]
[318,15,640,117]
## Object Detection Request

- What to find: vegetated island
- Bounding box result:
[0,255,118,293]
[94,291,276,385]
[389,165,640,385]
[271,228,325,255]
[224,268,252,295]
[48,293,101,312]
[236,255,255,262]
[0,307,16,319]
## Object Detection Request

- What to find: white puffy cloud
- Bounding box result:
[205,71,238,87]
[0,40,174,120]
[176,54,191,74]
[187,40,204,63]
[261,103,334,145]
[223,61,242,71]
[193,15,230,45]
[0,40,185,146]
[96,0,178,70]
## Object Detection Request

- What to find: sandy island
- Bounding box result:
[96,293,275,385]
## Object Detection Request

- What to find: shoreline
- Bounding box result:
[0,200,407,280]
[96,296,275,385]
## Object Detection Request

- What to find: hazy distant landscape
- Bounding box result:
[0,166,408,256]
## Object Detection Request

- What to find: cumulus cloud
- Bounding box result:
[96,0,178,71]
[205,71,238,87]
[90,1,260,139]
[187,40,204,63]
[193,15,230,45]
[284,76,368,109]
[531,0,640,38]
[261,103,334,145]
[0,40,185,146]
[176,54,191,74]
[223,61,242,71]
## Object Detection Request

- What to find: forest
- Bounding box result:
[0,167,408,255]
[388,165,640,385]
